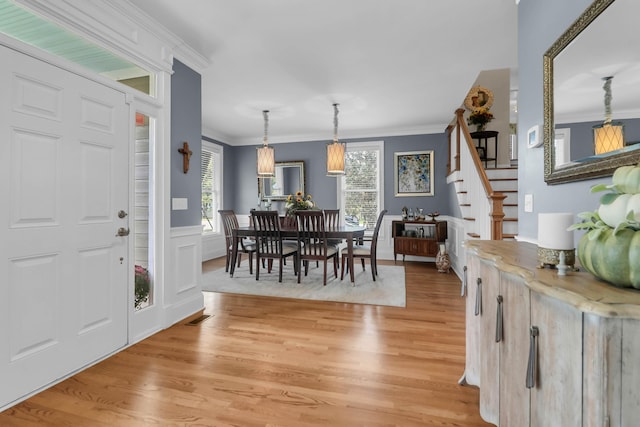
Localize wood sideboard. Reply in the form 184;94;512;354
462;240;640;427
391;220;447;262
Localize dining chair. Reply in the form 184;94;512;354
296;210;339;286
219;210;256;274
280;215;298;231
341;209;387;281
279;214;299;267
323;209;342;267
251;210;298;282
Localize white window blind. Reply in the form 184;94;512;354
202;141;222;233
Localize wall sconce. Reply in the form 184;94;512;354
593;76;624;155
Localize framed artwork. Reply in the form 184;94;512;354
528;124;542;148
394;150;434;196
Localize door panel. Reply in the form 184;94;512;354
478;259;499;425
499;272;531;427
463;254;481;386
0;44;129;408
530;292;582;426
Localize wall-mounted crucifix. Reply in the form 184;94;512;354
178;141;193;174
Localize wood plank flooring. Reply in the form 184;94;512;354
0;258;490;426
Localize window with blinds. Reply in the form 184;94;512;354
201;141;222;233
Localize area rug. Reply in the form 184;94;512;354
202;264;406;307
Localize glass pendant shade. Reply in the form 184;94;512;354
594;122;624;155
256;110;275;177
256;145;275;177
326;103;345;176
593;76;624;155
327;140;345;175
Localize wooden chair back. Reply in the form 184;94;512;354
323;209;340;229
369;209;388;259
296;210;338;284
280;215;298;231
251;210;298;281
296;210;329;260
218;210;238;248
251;210;283;257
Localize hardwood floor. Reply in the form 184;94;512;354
0;258;490;426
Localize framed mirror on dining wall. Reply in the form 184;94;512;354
543;0;640;184
258;160;305;201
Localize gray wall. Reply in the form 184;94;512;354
225;133;450;216
517;0;605;243
171;59;202;227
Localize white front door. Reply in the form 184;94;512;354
0;44;129;408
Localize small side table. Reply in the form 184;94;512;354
470;130;498;168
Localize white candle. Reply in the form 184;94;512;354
538;213;574;250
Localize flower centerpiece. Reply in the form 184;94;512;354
569;164;640;289
467;107;494;132
135;265;151;309
285;191;316;216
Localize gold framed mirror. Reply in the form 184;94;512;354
258;160;305;201
543;0;640;184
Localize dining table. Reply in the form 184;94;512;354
230;225;366;283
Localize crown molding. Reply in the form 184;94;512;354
214;123;448;147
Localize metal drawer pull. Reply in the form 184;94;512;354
526;326;539;389
461;265;467;297
474;278;482;316
495;295;503;343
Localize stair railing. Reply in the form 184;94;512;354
448;109;505;240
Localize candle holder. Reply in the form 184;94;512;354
536;247;577;270
537;212;577;271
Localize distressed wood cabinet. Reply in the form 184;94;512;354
462;240;640;427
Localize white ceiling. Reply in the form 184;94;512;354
128;0;518;145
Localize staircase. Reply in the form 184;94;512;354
454;167;518;240
446;109;518;241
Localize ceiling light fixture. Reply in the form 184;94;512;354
256;110;275;177
326;103;345;176
593;76;624;155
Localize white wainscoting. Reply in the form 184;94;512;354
166;226;204;328
202;232;226;262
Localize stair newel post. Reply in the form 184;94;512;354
489;192;507;240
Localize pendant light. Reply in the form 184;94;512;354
326;103;346;176
256;110;275;177
593;76;624;155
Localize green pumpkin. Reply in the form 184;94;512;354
598;193;640;228
612;164;640;194
578;228;640;289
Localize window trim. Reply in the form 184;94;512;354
337;140;385;233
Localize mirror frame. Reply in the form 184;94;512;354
543;0;640;184
258;160;305;201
